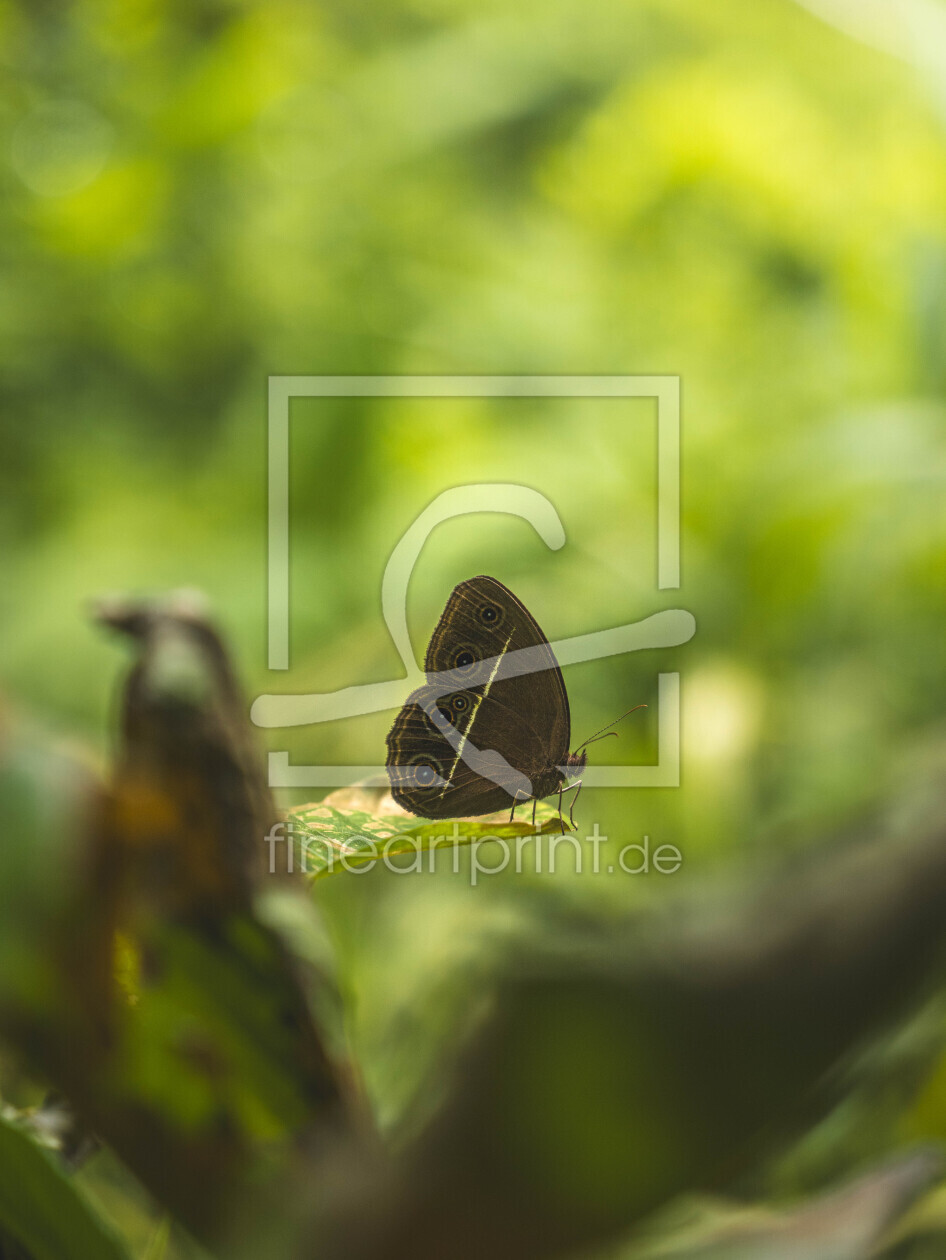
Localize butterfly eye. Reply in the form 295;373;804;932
479;603;501;625
454;649;476;671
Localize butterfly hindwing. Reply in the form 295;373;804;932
386;683;561;818
385;687;508;817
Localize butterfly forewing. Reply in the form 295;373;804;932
425;576;570;756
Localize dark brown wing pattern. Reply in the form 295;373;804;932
386;576;570;818
425;576;570;758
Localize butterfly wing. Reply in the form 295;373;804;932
424;575;571;761
386;576;571;818
386;683;562;818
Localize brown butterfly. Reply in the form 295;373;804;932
385;575;642;831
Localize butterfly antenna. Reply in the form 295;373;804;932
574;704;647;754
579;730;620;750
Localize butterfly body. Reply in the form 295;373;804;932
386;575;586;821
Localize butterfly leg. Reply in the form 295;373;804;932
556;781;566;834
508;797;517;824
567;778;583;829
552;781;581;831
531;797;537;827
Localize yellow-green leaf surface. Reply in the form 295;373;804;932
287;787;570;880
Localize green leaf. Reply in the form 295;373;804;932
0;1111;132;1260
631;1149;942;1259
287;790;570;880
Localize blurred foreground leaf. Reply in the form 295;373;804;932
632;1148;942;1259
0;1111;131;1260
306;781;946;1260
0;596;350;1249
83;595;348;1236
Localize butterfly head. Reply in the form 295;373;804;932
562;748;588;781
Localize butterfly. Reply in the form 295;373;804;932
385;575;642;831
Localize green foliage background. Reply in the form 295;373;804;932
2;0;946;1253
